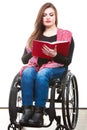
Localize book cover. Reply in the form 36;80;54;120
32;40;70;59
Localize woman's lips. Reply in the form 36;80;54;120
45;21;51;23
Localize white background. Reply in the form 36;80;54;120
0;0;87;107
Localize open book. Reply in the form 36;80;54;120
32;40;70;59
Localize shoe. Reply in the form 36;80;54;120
28;107;44;127
19;106;34;126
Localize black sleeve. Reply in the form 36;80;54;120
21;48;32;64
53;37;74;66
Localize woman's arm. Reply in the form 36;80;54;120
53;37;74;66
21;48;32;64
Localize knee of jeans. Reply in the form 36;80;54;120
36;69;49;80
22;67;37;80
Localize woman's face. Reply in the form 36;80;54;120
42;7;56;28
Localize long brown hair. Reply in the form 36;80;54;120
27;2;58;48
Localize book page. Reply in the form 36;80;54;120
33;40;69;45
50;40;69;44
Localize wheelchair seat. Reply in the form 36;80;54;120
8;70;79;130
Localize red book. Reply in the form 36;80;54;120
32;40;70;59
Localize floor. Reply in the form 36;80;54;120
0;108;87;130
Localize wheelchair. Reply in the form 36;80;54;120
8;69;79;130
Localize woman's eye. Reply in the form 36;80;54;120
43;13;47;17
43;13;54;17
49;13;54;16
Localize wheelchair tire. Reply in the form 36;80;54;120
62;71;79;129
8;73;22;124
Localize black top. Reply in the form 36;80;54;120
21;35;74;67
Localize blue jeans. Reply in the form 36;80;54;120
21;67;66;107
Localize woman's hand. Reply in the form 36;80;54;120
42;45;57;57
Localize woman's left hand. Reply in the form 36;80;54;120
42;45;57;57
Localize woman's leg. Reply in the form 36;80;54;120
35;67;66;107
21;67;37;106
28;67;66;126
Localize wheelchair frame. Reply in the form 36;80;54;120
8;70;79;130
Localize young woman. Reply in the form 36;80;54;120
19;2;74;126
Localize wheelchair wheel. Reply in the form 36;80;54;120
8;73;22;128
62;71;79;129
